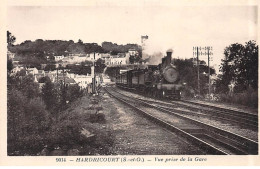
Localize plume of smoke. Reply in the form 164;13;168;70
142;40;164;65
143;52;163;65
142;39;174;65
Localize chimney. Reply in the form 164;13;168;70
161;49;173;69
165;51;172;66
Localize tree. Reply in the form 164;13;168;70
218;41;258;93
7;31;16;46
78;39;83;44
41;79;59;112
7;89;50;155
67;84;83;103
19;74;40;99
173;58;216;96
7;60;13;72
95;58;106;73
38;76;51;83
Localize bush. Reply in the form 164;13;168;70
19;74;40;98
41;80;59;112
45;107;112;155
217;88;258;108
7;89;51;155
67;84;83;103
46;120;83;148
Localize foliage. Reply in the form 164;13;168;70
7;31;15;74
9;39;105;57
67;64;91;75
66;59;106;75
47;119;83;147
44;64;57;71
105;67;120;81
7;31;16;46
217;88;258;108
174;58;215;95
17;55;47;69
7;89;50;155
129;55;141;64
95;58;106;73
38;76;51;83
7;59;13;72
41;79;60;112
78;39;83;44
67;84;83;103
18;74;40;98
217;41;258;93
7;74;40;98
102;41;141;55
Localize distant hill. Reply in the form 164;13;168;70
8;39;104;57
102;41;142;55
8;39;142;67
9;40;142;56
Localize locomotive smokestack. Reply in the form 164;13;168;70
165;49;173;66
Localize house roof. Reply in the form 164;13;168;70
129;49;137;51
56;76;76;84
38;70;45;74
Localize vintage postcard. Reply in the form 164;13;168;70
0;0;260;166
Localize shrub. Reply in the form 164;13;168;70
7;89;50;155
46;120;83;148
67;84;83;103
217;89;258;108
41;80;59;112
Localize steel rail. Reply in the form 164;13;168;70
107;87;258;155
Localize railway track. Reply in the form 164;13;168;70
105;87;258;155
178;100;258;128
117;85;258;130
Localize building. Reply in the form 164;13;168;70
44;71;56;82
27;67;39;75
55;74;76;86
54;55;65;61
107;53;130;65
41;64;47;70
72;55;87;63
10;66;25;76
128;49;138;56
103;52;130;65
72;74;93;89
86;53;102;61
110;56;127;65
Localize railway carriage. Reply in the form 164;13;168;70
116;50;182;99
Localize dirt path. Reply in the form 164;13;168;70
99;91;204;155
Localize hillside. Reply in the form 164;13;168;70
8;39;141;68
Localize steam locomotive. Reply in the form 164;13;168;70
116;50;182;99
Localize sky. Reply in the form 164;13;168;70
7;5;257;73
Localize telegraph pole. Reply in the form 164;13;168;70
193;46;213;97
92;52;96;94
197;47;200;95
208;47;210;95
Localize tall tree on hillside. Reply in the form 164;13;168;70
41;79;59;113
217;40;258;93
7;31;16;73
78;39;83;44
7;31;16;46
